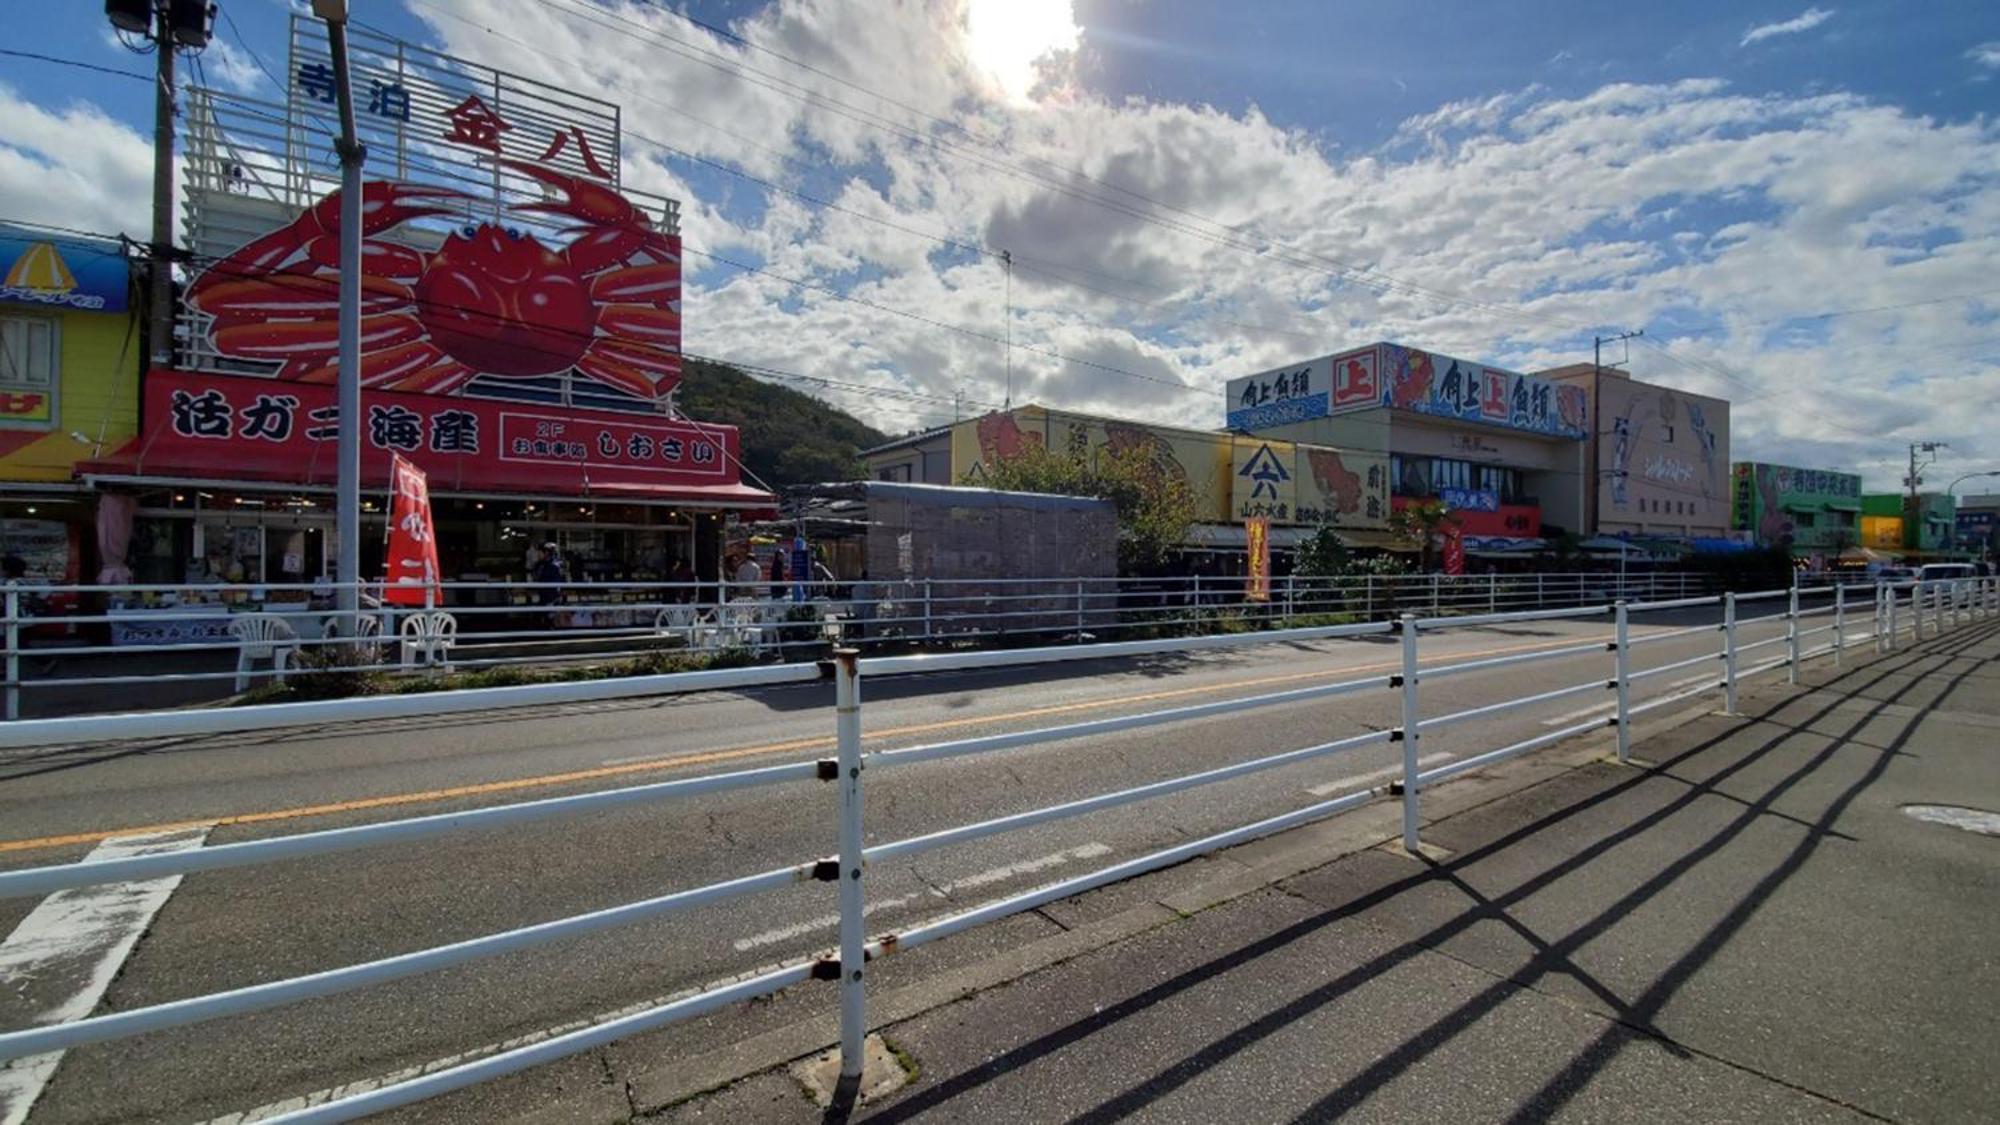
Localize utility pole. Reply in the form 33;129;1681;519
317;0;365;631
1907;441;1945;552
1592;329;1642;537
1001;248;1013;410
147;6;178;370
106;1;214;368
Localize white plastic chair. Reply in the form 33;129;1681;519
717;599;768;654
230;614;300;691
655;604;721;650
399;611;459;670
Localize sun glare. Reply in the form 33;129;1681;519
964;0;1081;105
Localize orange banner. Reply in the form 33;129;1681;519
383;454;441;606
1246;516;1271;601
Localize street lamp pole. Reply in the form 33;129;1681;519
315;0;365;632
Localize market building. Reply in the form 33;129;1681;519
861;402;1392;556
1537;364;1733;543
68;20;772;623
1954;493;1998;559
0;225;139;587
1727;462;1863;558
1226;343;1589;557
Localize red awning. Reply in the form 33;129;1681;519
78;439;778;510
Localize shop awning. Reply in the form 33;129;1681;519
78;443;777;511
1825;501;1862;512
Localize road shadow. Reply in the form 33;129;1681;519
857;619;1996;1123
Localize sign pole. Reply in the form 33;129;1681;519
323;3;365;634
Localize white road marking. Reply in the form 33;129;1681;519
0;825;211;1125
1539;672;1713;726
201;841;1120;1124
1305;754;1452;797
731;842;1114;952
195;952;803;1125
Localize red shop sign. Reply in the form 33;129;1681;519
113;370;751;498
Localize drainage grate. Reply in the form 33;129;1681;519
1902;804;2000;837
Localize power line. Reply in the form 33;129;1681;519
0;48;152;83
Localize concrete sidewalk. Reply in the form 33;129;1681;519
649;620;2000;1124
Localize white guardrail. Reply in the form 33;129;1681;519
0;571;1731;720
0;577;1991;1121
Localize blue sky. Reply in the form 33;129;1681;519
3;1;1999;487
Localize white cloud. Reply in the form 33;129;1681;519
8;1;1999;488
0;83;155;240
1969;42;2000;70
196;37;270;95
1740;7;1835;48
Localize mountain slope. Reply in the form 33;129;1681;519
675;358;892;490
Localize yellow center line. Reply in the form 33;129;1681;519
0;632;1601;855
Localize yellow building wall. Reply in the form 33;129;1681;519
0;307;139;482
1860;515;1903;551
950;407;1386;530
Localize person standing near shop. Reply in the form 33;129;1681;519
667;556;695;603
732;551;763;600
768;549;787;601
534;542;566;606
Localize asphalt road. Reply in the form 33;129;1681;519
0;599;1838;1124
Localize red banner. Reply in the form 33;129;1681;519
1246;516;1271;601
1442;525;1466;575
383;454;441;606
101;370;764;502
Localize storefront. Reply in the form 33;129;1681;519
71;21;775;634
0;225;140;604
1227;343;1595;549
1728;462;1862;556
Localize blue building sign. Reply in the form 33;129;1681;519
0;228;129;313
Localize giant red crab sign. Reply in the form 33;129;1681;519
185;159;681;399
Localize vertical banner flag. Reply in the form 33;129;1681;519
1442;524;1466;576
1246;516;1271;602
790;535;810;603
384;454;441;606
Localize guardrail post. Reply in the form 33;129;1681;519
1786;585;1800;685
1430;573;1440;615
1536;573;1544;609
1832;583;1844;668
1366;574;1376;620
1284;572;1296;624
4;585;17;722
1722;591;1739;715
1398;613;1421;852
1614;600;1630;763
1885;583;1898;651
833;648;867;1080
922;579;932;643
1488;572;1497;614
1075;579;1086;640
1952;580;1963;629
1931;581;1943;638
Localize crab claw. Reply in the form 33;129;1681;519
497;158;666;275
309;180;471;239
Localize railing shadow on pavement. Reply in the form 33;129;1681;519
0;579;1990;1123
850;618;1998;1125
